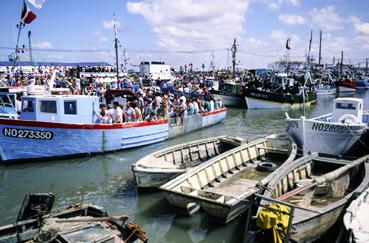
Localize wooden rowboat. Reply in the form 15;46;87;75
0;193;147;243
256;154;369;242
160;134;297;223
132;135;247;188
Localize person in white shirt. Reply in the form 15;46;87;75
113;101;123;123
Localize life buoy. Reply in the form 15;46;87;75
257;162;278;172
338;114;359;124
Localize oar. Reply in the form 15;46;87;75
55;215;129;223
277;155;369;201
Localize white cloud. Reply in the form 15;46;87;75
278;14;305;25
308;6;341;31
127;0;249;52
32;41;53;49
93;31;109;43
102;19;121;30
256;0;300;10
349;16;369;35
270;29;300;46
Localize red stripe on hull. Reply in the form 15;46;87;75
201;108;227;117
0;119;168;129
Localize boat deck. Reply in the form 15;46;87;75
204;160;277;199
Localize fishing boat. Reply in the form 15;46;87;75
0;193;148;242
343;185;369;243
212;79;246;107
0;85;226;163
160;134;297;223
286;97;369;156
355;73;369;90
244;73;317;109
254;154;369;243
316;85;336;96
336;78;356;93
132;135;247;188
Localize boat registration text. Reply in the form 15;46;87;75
2;128;54;140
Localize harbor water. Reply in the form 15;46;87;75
1;91;369;243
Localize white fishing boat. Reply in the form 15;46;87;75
286;97;369;156
0;86;227;163
132;135;247;188
344;185;369;243
160;134;297;223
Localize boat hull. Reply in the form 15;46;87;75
168;108;227;138
244;89;317;109
0;119;169;162
286;117;366;155
0;109;227;163
337;86;356;92
213;93;245;107
356;81;369;90
316;88;336;96
133;168;183;188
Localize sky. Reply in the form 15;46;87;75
0;0;368;69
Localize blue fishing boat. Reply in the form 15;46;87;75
0;87;226;163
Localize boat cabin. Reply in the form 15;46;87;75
21;95;99;124
0;92;18;119
332;98;363;123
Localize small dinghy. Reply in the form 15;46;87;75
0;193;148;243
252;154;369;243
343;184;369;243
132;135;247;188
160;134;297;223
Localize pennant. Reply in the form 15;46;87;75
27;0;45;9
21;2;37;24
286;38;291;50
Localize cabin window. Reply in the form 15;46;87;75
22;99;34;112
40;100;57;113
64;101;77;115
336;103;356;110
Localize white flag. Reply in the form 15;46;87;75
27;0;45;9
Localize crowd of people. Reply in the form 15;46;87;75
95;87;223;125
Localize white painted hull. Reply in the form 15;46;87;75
0;109;227;162
286;117;366;155
337;86;356;93
245;96;315;109
316;88;336;95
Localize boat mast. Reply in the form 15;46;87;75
28;30;33;63
318;30;322;66
113;13;119;80
340;50;343;77
211;50;215;75
231;38;237;78
13;2;26;67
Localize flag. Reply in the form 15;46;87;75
27;0;45;9
21;2;36;24
286;38;291;50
